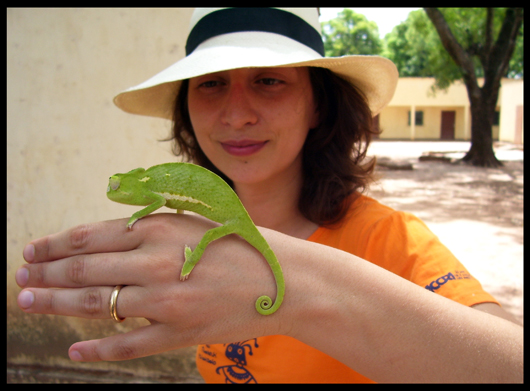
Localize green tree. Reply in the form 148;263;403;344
321;9;382;56
382;10;460;83
506;20;524;79
383;9;523;88
424;8;523;167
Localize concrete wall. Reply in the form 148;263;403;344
7;8;203;381
380;105;469;140
389;77;471;107
498;78;524;144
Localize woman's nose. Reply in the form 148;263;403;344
220;84;258;129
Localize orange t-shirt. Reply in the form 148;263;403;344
196;195;498;383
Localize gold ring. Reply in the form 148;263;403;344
109;285;125;323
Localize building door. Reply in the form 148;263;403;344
440;111;456;140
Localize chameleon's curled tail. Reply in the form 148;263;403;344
254;247;285;316
255;294;282;315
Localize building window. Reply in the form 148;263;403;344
408;111;424;126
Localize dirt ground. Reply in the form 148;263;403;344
367;141;523;324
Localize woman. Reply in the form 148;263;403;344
16;8;522;383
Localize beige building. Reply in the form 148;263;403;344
377;77;524;144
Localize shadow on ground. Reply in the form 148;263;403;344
370;160;523;240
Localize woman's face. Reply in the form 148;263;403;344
187;67;319;187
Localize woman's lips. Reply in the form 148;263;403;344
221;140;268;157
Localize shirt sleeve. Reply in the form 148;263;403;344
357;211;499;307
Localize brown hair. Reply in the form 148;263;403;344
169;67;379;226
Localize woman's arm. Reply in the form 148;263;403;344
16;214;523;382
275;231;523;382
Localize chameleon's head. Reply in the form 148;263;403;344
106;168;148;205
107;174;130;203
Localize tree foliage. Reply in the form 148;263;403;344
322;8;523;82
382;10;460;87
382;8;523;90
321;9;382;56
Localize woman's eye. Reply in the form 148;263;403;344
259;78;282;86
199;80;222;88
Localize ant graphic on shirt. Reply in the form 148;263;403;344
215;339;259;384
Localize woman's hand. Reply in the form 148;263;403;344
15;213;286;362
15;212;523;381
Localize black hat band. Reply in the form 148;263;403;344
186;8;325;57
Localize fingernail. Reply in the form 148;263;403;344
18;290;35;309
15;267;29;287
23;244;35;263
69;349;83;362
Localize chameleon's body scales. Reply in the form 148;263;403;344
107;162;284;315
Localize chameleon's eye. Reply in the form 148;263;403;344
109;177;120;191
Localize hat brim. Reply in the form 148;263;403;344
113;32;398;119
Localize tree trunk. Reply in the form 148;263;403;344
461;85;503;168
462;109;503;168
424;8;523;168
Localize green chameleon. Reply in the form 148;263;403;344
106;162;284;316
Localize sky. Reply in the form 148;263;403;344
319;7;421;38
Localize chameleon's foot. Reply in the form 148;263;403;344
126;217;138;230
180;273;190;281
180;246;194;281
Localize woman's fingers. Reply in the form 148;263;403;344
16;251;149;289
17;285;144;320
68;323;187;362
23;218;142;264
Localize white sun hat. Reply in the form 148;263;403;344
113;7;398;119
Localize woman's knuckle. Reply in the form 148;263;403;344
40;289;56;312
66;257;87;285
69;224;92;249
29;263;48;286
111;340;137;360
41;235;52;261
81;288;105;316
